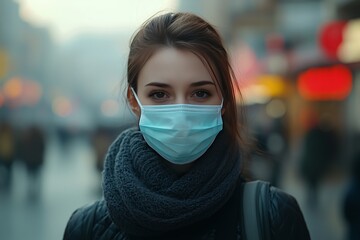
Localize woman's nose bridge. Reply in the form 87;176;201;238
174;94;188;104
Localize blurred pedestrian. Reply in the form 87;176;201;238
0;121;16;189
343;151;360;240
91;126;113;173
64;12;310;239
299;114;339;207
19;125;46;199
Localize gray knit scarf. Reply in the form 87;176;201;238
102;127;241;237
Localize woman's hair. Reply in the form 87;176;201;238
127;12;249;154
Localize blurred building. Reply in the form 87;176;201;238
0;0;53;128
178;0;360;170
0;0;135;135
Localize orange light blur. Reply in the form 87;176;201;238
257;75;288;97
0;49;10;78
22;80;42;105
101;99;119;117
3;77;22;100
241;75;288;105
52;97;74;117
0;91;4;107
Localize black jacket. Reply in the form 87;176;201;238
63;182;311;240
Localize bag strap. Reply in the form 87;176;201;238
241;180;271;240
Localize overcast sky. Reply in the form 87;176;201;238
17;0;178;42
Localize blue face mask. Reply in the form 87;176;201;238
131;88;223;165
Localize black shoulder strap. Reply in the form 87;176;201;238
241;180;271;240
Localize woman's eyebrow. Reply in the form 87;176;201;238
145;82;171;88
145;81;215;88
190;81;215;87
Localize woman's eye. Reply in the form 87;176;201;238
149;91;167;100
193;90;210;98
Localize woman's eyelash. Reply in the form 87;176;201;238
193;90;211;97
148;91;167;99
147;89;212;101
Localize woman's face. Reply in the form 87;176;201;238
132;47;222;108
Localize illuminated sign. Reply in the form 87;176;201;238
338;19;360;63
319;19;360;63
297;65;352;101
319;20;347;59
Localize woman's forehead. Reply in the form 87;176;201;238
137;48;218;88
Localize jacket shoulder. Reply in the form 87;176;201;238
63;200;124;240
268;186;311;240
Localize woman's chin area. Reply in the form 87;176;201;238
161;158;195;175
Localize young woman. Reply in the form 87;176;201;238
64;12;310;239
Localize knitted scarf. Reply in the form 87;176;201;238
102;127;241;237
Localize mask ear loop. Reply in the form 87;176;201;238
130;87;143;108
220;98;225;115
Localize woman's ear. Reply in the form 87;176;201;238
127;87;140;116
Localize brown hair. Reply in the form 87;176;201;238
127;12;248;153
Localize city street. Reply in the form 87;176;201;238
281;158;348;240
0;134;103;240
0;133;349;240
1;0;359;240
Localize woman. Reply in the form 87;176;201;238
64;12;310;239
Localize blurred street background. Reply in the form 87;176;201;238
1;0;360;239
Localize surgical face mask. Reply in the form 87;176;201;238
131;88;223;165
